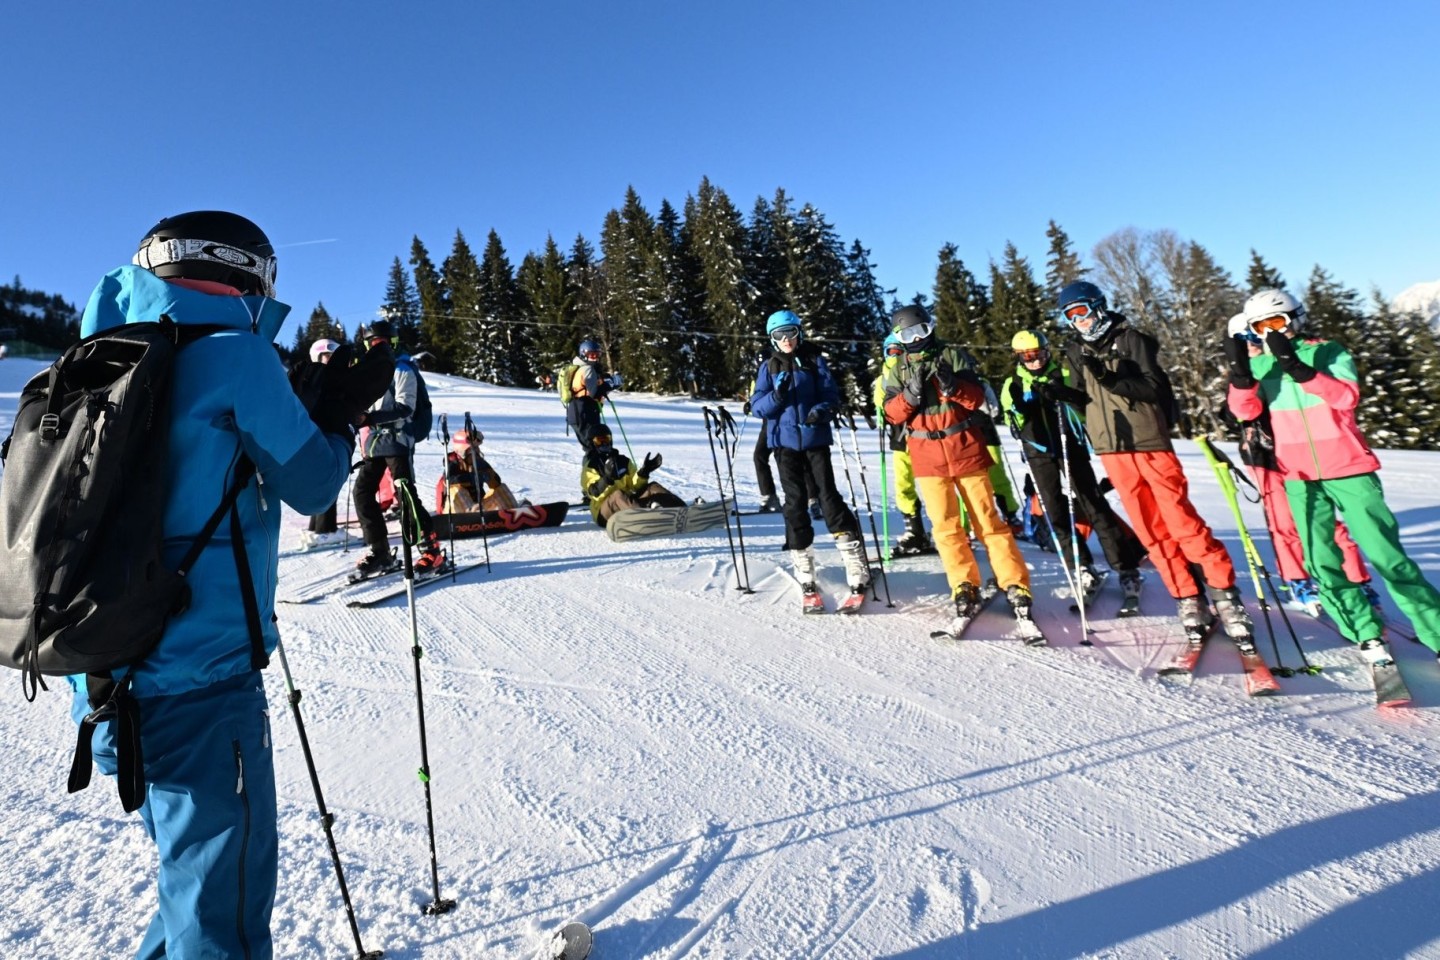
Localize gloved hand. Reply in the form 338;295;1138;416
772;370;792;399
593;379;612;400
1223;336;1255;388
933;358;960;398
1265;330;1315;382
803;405;831;427
609;373;623;389
600;452;630;483
640;452;663;477
1007;378;1034;409
289;342;394;444
902;364;926;406
742;399;752;416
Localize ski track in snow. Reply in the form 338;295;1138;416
4;362;1440;958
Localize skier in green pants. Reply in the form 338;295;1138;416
1225;288;1440;665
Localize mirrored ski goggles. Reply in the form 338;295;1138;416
1062;302;1097;324
1248;314;1291;336
769;325;801;343
892;320;934;345
884;344;905;357
133;237;278;298
1015;348;1049;364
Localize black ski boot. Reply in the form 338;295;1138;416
351;549;398;583
892;511;932;556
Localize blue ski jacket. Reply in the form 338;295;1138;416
76;266;352;698
748;344;840;451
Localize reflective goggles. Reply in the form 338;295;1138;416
133;237;278;298
884;344;905;357
892;320;934;345
1062;301;1097;324
1015;348;1049;364
1249;314;1290;336
589;432;613;447
769;324;801;343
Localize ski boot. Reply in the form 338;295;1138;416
1361;582;1384;617
351;549;399;583
953;582;981;621
891;511;932;557
1176;595;1214;641
1358;637;1394;666
757;494;781;514
792;547;824;614
1284;578;1321;616
1006;584;1045;645
808;499;824;521
1210;585;1255;644
835;534;870;613
414;531;447;575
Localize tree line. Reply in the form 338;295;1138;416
284;178;1440;450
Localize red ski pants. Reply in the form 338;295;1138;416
1251;464;1367;584
1100;451;1235;598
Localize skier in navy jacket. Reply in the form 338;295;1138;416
73;210;387;959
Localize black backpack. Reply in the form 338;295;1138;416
0;318;265;811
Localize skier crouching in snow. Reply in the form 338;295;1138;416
1058;280;1252;641
1000;329;1146;600
748;309;869;604
1225;289;1440;665
581;423;684;525
880;305;1033;624
435;428;519;514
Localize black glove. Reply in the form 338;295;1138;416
1023;473;1036;498
902;364;926;406
1007;378;1034;410
1223;336;1255;388
804;405;831;427
593;379;612;400
1265;330;1316;382
742;399;752;416
601;452;630;483
289;342;392;444
772;371;792;399
933;358;960;398
640;452;662;477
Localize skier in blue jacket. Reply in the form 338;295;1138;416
749;310;868;605
73;210;387;959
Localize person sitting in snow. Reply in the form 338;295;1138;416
436;428;519;513
580;423;683;525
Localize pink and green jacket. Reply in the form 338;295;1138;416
1226;338;1379;481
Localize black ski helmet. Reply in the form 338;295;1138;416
890;304;936;352
133;210;277;297
368;319;395;341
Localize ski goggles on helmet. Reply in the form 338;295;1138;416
132;237;278;298
769;324;801;344
1062;301;1099;325
892;319;935;345
1015;347;1049;364
1248;314;1291;336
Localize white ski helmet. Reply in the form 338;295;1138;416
1241;289;1307;336
309;338;340;363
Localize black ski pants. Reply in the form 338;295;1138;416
776;446;859;550
354;452;434;556
755;427;817;502
1029;452;1145;574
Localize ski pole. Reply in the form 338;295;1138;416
713;405;754;593
394;479;457;917
463;412;492;574
437;415;459;583
701;407;748;592
605;397;635;461
1197;436;1317;675
273;640;385;959
1054;400;1093;643
830;412;882;605
841;410;894;607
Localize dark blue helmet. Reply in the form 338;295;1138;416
578;338;601;362
1057;281;1116;342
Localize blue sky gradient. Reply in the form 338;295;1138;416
5;1;1437;344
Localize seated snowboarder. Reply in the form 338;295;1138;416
435;428;519;514
581;424;683;526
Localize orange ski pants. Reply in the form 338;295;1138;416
917;472;1029;596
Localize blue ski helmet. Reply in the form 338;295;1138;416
577;338;601;362
766;309;803;338
1057;281;1116;342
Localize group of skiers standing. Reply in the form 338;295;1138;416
746;283;1440;664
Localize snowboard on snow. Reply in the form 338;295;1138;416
605;501;729;542
432;501;569;539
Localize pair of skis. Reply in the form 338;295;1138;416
928;582;1048;646
1157;623;1282;697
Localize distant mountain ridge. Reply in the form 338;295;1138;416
1393;279;1440;333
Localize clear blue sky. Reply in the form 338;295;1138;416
5;1;1437;346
